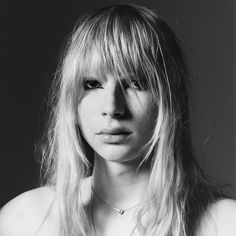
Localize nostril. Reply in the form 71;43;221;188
113;110;124;118
102;107;125;118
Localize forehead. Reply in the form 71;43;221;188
83;47;131;80
85;49;105;77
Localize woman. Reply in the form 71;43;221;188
0;4;235;236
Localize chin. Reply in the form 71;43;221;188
95;146;142;164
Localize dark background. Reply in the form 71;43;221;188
1;0;235;207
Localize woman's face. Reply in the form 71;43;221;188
78;52;158;164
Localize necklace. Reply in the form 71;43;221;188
91;184;145;216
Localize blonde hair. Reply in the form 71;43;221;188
40;4;220;235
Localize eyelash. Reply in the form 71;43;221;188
130;80;142;90
82;79;143;90
83;80;102;90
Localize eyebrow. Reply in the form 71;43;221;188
81;75;131;90
82;74;134;81
82;76;103;81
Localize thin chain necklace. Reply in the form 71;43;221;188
91;183;146;216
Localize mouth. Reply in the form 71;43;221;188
97;128;132;144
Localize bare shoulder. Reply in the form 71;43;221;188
0;186;56;236
197;198;236;236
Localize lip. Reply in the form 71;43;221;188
97;127;132;144
98;127;131;135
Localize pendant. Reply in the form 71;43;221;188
118;209;124;215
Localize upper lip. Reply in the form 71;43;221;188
97;127;131;135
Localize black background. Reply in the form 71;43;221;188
1;0;235;207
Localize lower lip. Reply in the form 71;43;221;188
98;133;131;144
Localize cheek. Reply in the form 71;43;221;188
78;100;93;134
130;94;157;125
77;95;102;143
78;96;97;120
136;104;158;138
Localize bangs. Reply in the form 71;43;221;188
74;5;161;99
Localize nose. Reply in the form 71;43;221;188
102;81;126;118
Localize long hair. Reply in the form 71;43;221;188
40;4;221;235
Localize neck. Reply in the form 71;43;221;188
92;154;150;209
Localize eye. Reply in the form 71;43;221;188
83;80;103;90
130;80;142;90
